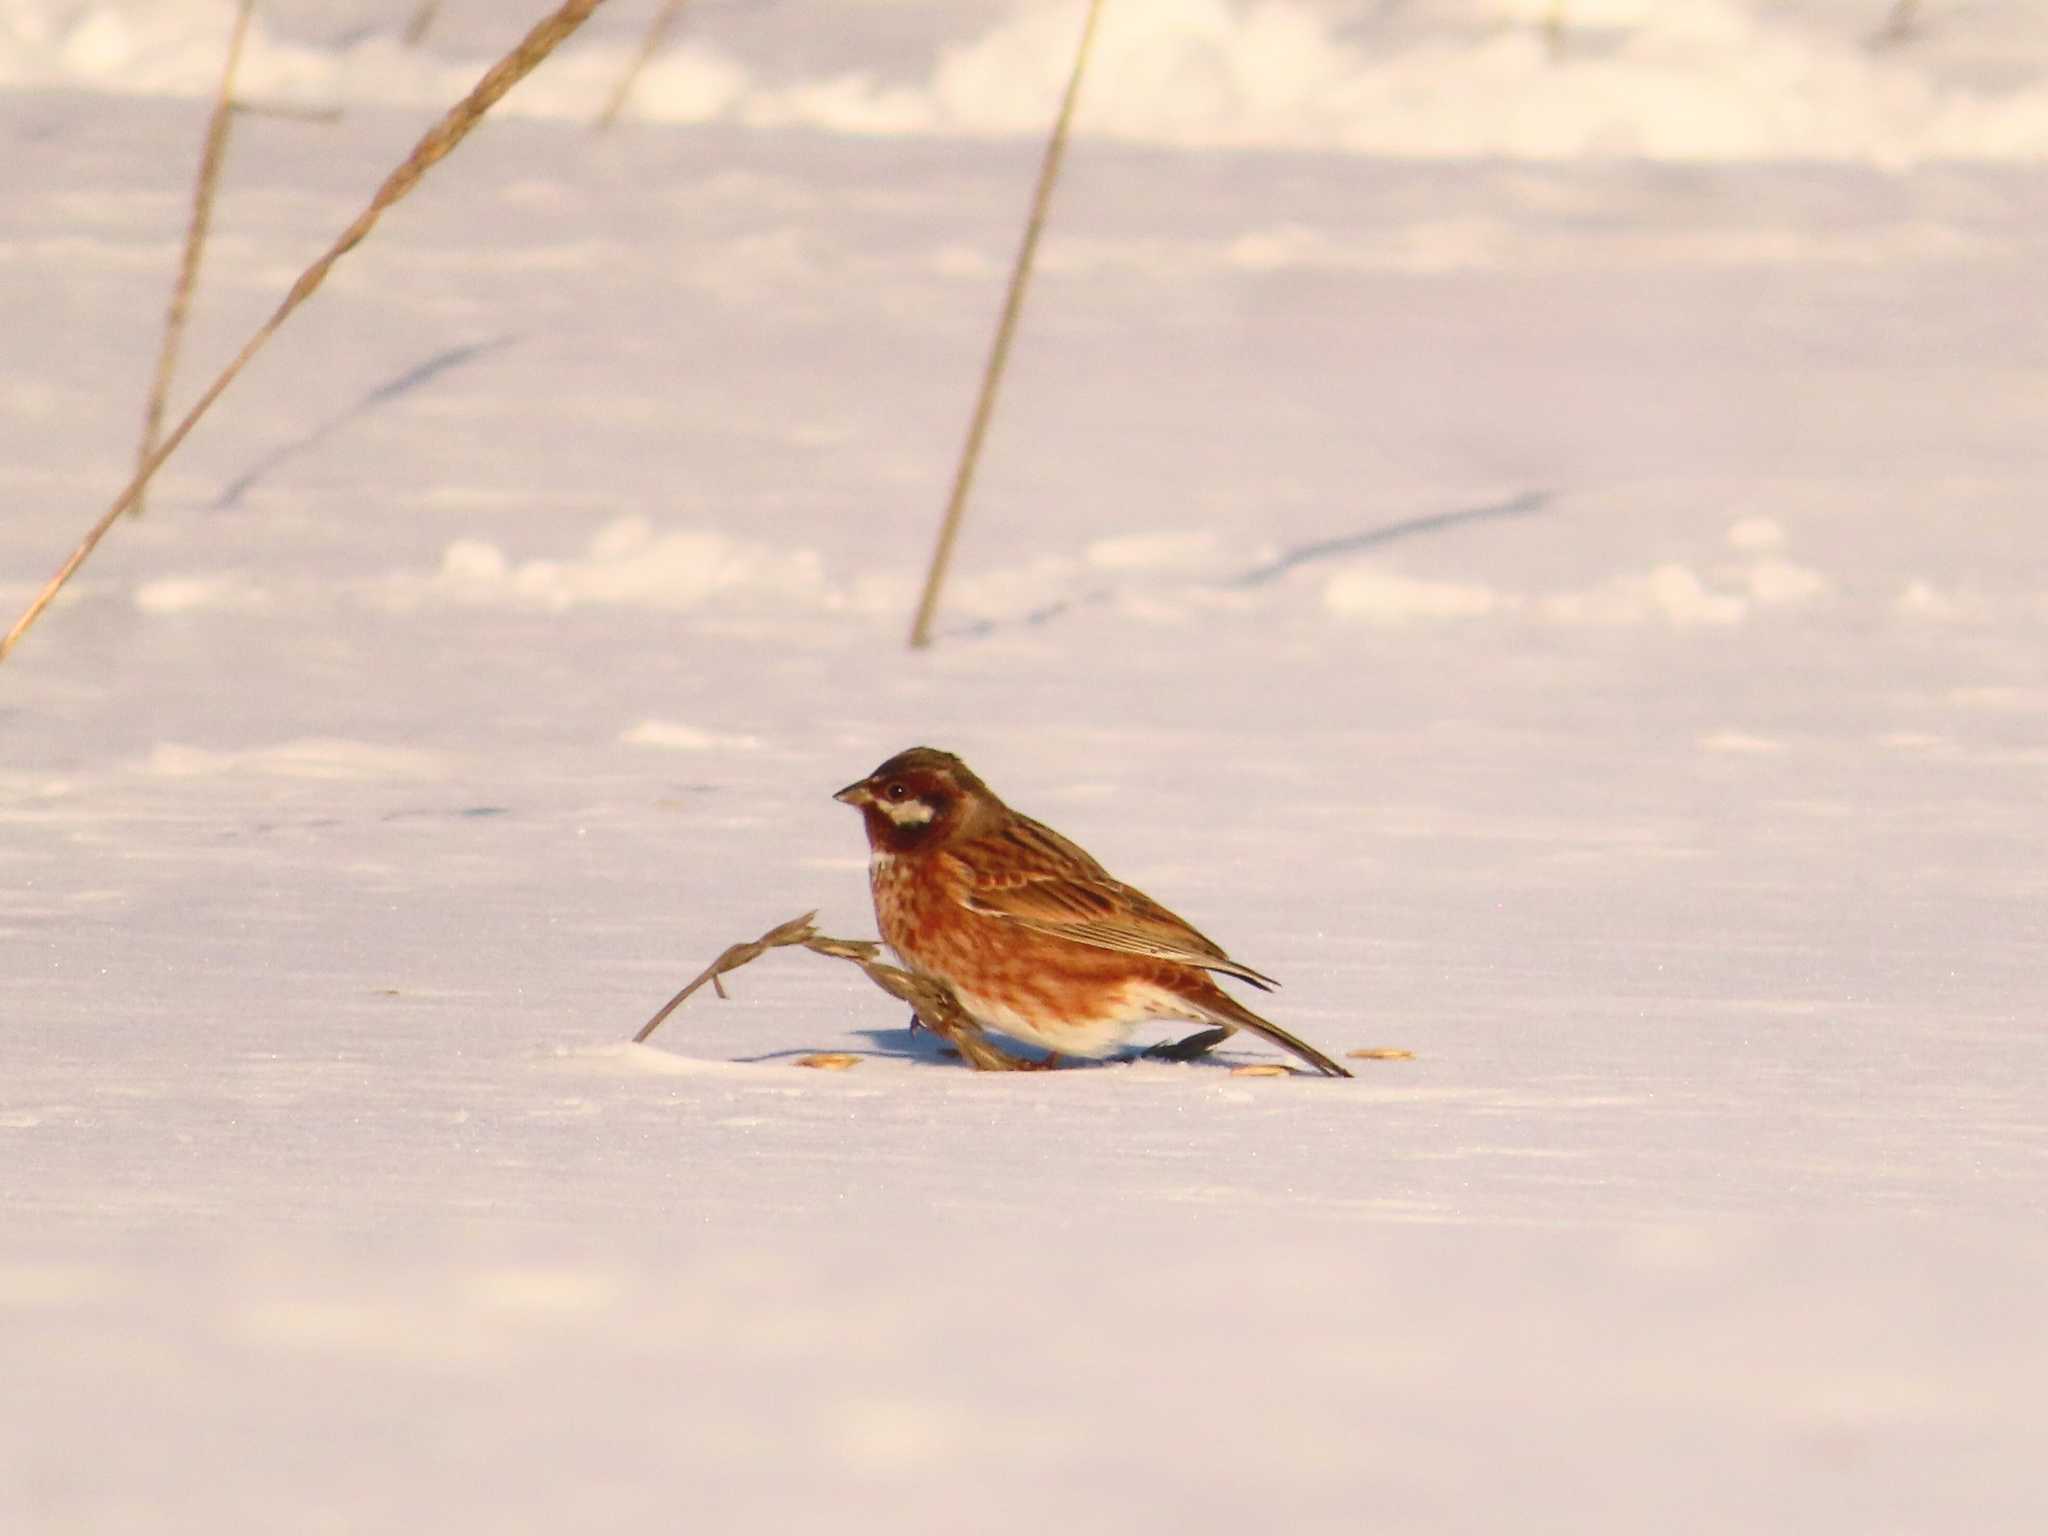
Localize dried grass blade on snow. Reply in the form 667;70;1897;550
233;100;345;125
632;911;823;1042
1871;1;1925;49
635;911;1038;1071
0;0;610;666
906;0;1107;650
594;0;693;130
131;0;255;520
798;933;1035;1070
404;2;443;47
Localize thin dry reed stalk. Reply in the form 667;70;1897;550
0;0;610;666
234;100;344;124
906;0;1107;651
594;0;692;130
635;910;1036;1071
1872;0;1921;46
404;2;442;46
131;0;256;519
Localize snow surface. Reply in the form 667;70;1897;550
3;1;2046;1531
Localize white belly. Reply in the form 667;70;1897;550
944;980;1198;1059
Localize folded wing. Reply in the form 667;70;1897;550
951;815;1278;991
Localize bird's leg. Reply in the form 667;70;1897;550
906;1011;927;1035
1146;1026;1234;1063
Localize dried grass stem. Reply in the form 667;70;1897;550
906;0;1107;650
635;911;1037;1071
131;0;255;519
0;0;609;665
595;0;692;130
404;3;442;47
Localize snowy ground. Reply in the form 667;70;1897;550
3;2;2046;1531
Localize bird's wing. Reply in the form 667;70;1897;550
949;815;1278;991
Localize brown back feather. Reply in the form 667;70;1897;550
947;812;1277;990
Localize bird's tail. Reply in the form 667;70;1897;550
1192;982;1352;1079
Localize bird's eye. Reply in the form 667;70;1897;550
885;782;909;801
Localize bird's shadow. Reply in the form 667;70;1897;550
211;334;515;510
742;1024;1250;1074
937;488;1551;641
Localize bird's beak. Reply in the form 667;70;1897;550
833;779;872;807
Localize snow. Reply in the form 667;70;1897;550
3;1;2045;1531
12;0;2048;160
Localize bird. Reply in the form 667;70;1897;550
833;747;1352;1078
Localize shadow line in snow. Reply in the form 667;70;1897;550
1228;488;1551;589
212;334;516;510
937;488;1551;642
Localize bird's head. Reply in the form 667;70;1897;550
833;746;995;854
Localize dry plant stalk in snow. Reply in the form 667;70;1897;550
404;2;442;46
1872;0;1922;47
0;0;611;665
594;0;693;130
634;911;1045;1071
906;0;1107;650
131;0;256;519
